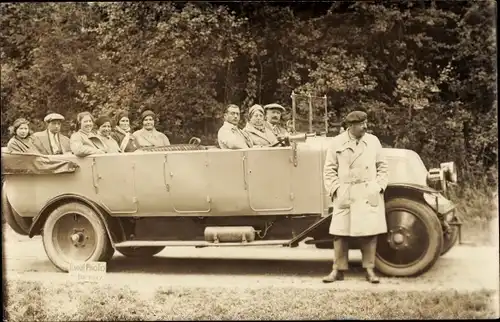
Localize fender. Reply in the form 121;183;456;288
384;182;438;202
385;183;456;216
28;193;127;245
386;183;439;194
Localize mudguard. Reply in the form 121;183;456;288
28;193;127;245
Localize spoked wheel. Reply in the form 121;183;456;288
117;246;165;258
42;202;113;272
375;198;443;277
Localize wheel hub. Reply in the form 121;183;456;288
69;228;88;247
387;226;411;250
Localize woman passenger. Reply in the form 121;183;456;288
243;104;278;147
132;110;170;148
6;118;40;153
69;111;107;157
110;111;139;152
95;115;121;153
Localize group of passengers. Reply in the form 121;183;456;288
5;102;290;157
217;103;290;149
6;110;170;157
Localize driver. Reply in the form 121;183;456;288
243;104;279;147
264;103;289;138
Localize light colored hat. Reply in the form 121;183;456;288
264;103;286;113
248;104;264;117
44;113;65;123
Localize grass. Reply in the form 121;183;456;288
449;185;498;245
4;280;498;321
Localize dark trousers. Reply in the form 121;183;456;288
332;235;377;270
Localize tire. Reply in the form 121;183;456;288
441;225;459;256
2;185;31;236
117;246;165;258
375;198;444;277
100;243;116;262
42;202;113;272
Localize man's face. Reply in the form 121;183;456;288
47;120;62;134
349;121;368;139
224;107;240;125
266;109;282;125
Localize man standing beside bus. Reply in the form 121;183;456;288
322;111;388;284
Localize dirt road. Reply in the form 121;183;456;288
3;225;499;295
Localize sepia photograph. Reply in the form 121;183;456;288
1;1;498;320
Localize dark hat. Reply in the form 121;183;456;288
344;111;367;125
264;103;286;113
95;115;111;128
114;110;129;125
141;110;155;122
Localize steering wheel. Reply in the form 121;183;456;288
188;137;202;146
270;135;290;147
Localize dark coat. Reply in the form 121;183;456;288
110;128;139;152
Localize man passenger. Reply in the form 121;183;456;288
264;103;289;138
32;113;71;155
217;104;253;149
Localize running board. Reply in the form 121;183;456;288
286;213;332;247
114;240;291;248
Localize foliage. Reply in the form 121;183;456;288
0;1;496;184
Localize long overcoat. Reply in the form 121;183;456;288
323;131;389;236
70;130;107;157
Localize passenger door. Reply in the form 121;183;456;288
94;155;138;214
245;147;294;213
167;151;211;214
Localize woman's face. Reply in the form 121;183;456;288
250;110;264;127
98;122;112;136
143;116;155;130
16;124;29;139
119;117;130;130
80;115;94;132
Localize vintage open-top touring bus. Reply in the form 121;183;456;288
1;93;462;277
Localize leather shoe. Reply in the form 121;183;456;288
365;268;380;284
322;269;344;283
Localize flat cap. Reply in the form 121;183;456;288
264;103;286;113
44;113;65;123
344;111;367;124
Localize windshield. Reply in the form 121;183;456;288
291;93;329;134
